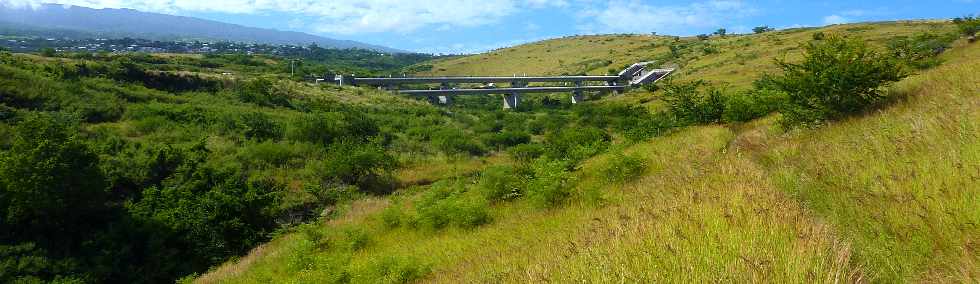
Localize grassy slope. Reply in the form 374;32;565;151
420;21;951;90
198;23;978;283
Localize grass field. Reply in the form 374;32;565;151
197;21;978;283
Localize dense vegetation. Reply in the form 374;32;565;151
0;44;672;282
1;19;977;284
199;20;977;283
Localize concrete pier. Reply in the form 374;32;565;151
503;94;520;109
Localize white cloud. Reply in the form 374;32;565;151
578;0;757;35
823;14;849;25
3;0;561;34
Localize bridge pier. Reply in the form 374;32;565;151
571;81;584;104
437;82;453;106
503;94;520;109
504;80;526;109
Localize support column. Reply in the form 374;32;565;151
503;94;520;109
571;81;584;104
504;80;525;109
437;82;453;105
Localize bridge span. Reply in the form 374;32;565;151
338;62;674;109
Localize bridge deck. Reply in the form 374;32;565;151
397;85;625;96
353;75;620;85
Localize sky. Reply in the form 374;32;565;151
2;0;979;54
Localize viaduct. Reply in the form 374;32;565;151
336;62;674;109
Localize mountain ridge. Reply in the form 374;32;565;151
0;3;405;53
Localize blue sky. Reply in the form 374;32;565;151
6;0;980;53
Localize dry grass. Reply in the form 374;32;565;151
197;24;978;284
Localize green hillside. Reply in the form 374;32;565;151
194;21;979;283
420;21;952;89
0;19;977;284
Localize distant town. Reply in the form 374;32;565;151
0;36;372;55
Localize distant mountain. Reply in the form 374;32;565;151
0;3;404;53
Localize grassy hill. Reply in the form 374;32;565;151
195;21;978;283
419;21;952;90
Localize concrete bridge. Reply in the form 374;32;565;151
338;62;674;109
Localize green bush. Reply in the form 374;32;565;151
481;130;531;150
525;158;575;208
477;166;525;202
360;255;430;284
722;88;788;123
241;112;282;141
0;113;108;241
431;128;485;155
812;32;826;41
238;141;309;168
768;36;908;127
413;181;491;230
236;78;293;108
660;80;726;124
954;16;980;37
599;152;648;184
544;127;609;163
507;143;546;163
316;140;396;190
887;32;957;69
380;204;406;228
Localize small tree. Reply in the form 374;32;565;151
953;16;979;37
768;36;908;127
753;26;774;34
696;34;710;40
660;80;726;124
39;48;56;57
714;28;727;37
812;32;826;41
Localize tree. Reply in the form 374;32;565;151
714;28;727;37
953;16;979;37
767;36;908;127
0;113;108;242
39;48;57;57
696;34;710;40
753;26;774;34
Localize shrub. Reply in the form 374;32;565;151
887;32;957;69
241;112;282;141
477;166;525;202
413;181;491;230
39;48;56;57
507;143;546;163
753;26;774;34
599;152;648;184
0;113;108;241
812;32;826;41
954;16;980;37
481;130;531;150
525;158;575;208
316;140;396;189
768;36;908;127
238;141;307;168
236;78;293;108
660;80;726;124
722;88;788;123
361;255;430;284
431;128;485;155
544;127;609;163
380;204;405;228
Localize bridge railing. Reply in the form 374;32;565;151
337;62;673;109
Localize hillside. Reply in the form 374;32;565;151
0;4;401;52
194;21;979;283
419;21;953;89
